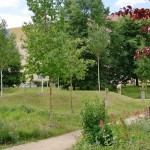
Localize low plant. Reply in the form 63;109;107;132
81;98;113;146
18;104;35;113
74;107;150;150
110;118;150;149
0;120;18;144
108;108;150;149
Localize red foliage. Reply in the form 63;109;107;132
119;123;123;127
99;120;104;126
134;46;150;60
113;6;150;21
140;25;150;32
112;6;150;60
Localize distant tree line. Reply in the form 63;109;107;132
1;0;150;92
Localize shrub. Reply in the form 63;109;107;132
81;98;113;146
18;105;35;114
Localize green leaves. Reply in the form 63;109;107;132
135;56;150;82
0;18;19;70
87;23;110;58
81;98;113;145
64;0;109;38
62;38;88;81
87;22;110;90
23;21;67;79
27;0;57;24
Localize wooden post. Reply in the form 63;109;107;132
49;79;53;127
148;107;150;119
70;77;73;113
58;77;60;90
97;57;100;91
41;78;44;93
0;70;3;97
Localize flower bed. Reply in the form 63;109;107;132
73;99;150;150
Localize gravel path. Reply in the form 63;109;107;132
4;130;81;150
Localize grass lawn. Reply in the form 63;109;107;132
121;85;150;99
0;87;149;149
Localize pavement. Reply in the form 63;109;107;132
4;130;81;150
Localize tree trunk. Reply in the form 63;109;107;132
70;77;73;113
58;77;60;90
73;82;75;91
97;57;100;91
1;70;3;97
49;79;53;127
47;80;48;91
73;85;75;90
41;78;44;93
135;75;139;86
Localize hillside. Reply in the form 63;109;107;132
0;87;149;149
0;87;149;114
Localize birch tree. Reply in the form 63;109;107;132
87;22;110;91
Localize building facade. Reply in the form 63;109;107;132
9;27;48;82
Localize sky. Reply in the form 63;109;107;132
0;0;150;28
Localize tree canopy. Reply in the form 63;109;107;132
87;22;110;90
0;19;19;71
107;17;150;86
24;0;90;125
112;5;150;85
62;0;110;90
0;18;20;96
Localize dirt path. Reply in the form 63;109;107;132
4;130;81;150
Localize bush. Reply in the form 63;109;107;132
81;98;113;146
18;105;35;114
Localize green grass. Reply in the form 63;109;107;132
121;85;150;99
0;87;149;149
